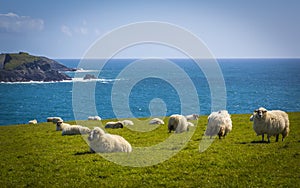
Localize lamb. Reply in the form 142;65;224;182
185;114;199;121
56;121;91;135
205;110;232;139
168;114;193;133
88;116;101;121
88;127;132;153
28;119;37;124
252;107;289;142
105;121;124;129
149;118;164;125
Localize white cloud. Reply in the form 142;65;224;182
61;25;72;37
0;12;44;32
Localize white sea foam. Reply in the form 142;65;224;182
0;78;121;84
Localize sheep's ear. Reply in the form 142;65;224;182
254;110;258;113
263;110;267;113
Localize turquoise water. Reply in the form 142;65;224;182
0;58;299;126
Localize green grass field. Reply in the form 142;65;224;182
1;113;299;187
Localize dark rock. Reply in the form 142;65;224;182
83;74;97;80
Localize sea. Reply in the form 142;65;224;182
0;58;299;126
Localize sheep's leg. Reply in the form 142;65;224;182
90;148;95;153
267;135;271;143
261;134;264;142
275;134;279;142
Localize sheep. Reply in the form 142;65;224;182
149;118;164;125
252;107;289;143
88;116;101;121
56;121;91;135
205;110;232;139
185;114;199;121
105;121;124;129
47;117;63;123
88;127;132;153
28;119;37;124
121;120;134;126
168;114;193;133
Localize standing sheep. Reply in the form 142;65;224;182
88;127;132;153
252;107;289;142
168;114;193;133
205;110;232;139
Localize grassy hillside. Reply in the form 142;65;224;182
0;113;299;187
2;52;40;70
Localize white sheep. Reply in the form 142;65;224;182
252;107;290;142
205;110;232;139
88;116;101;121
185;114;199;121
168;114;193;133
88;127;132;153
105;121;124;129
149;118;164;125
56;121;91;135
121;120;134;126
28;119;37;124
47;117;63;123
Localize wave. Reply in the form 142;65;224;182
64;69;100;73
0;78;122;84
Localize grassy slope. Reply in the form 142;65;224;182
3;53;40;70
0;113;299;187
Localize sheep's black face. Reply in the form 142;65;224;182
56;122;62;131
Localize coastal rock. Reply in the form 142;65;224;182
83;74;97;80
0;52;75;82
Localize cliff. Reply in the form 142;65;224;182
0;52;75;82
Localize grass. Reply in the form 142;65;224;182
0;113;299;187
2;52;40;70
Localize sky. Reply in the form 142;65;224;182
0;0;299;59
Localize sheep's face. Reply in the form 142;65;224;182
56;122;62;131
88;127;104;141
218;126;225;136
254;108;267;119
88;129;98;141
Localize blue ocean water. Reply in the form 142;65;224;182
0;58;299;126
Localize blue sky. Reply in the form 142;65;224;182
0;0;299;58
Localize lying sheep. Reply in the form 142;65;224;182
56;121;91;135
121;120;134;126
88;127;132;153
168;114;193;133
185;114;199;121
88;116;101;121
252;107;289;142
149;118;164;125
28;119;37;124
105;121;124;129
47;117;63;123
205;110;232;139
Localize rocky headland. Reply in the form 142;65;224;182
0;52;75;82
